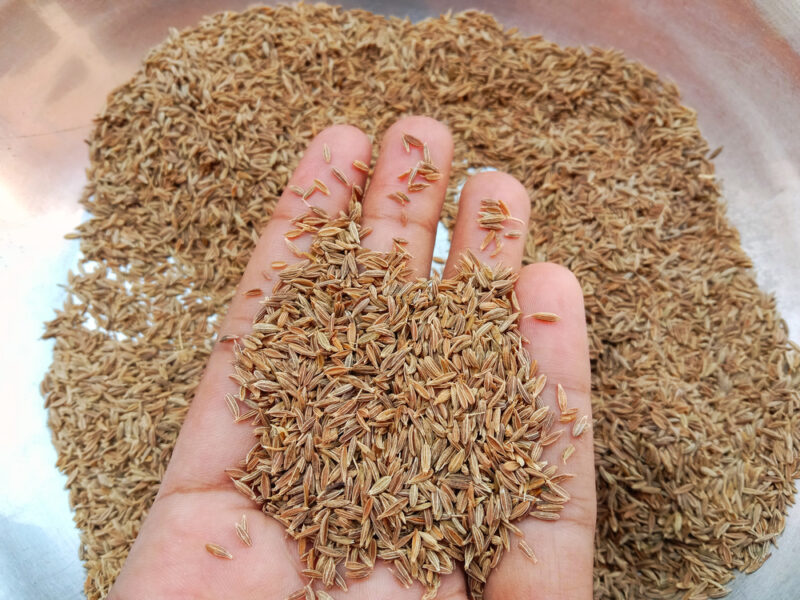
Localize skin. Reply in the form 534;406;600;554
109;116;595;600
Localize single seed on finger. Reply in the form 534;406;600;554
497;199;511;217
557;383;568;412
573;415;589;437
527;311;561;322
519;539;538;564
331;167;350;186
225;393;240;419
205;542;233;559
244;288;262;297
323;143;331;163
408;182;430;192
271;261;287;269
403;132;424;148
352;159;370;173
289;184;305;196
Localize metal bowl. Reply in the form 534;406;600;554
1;1;797;598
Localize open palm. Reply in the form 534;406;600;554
109;116;595;600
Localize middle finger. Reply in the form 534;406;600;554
360;116;454;277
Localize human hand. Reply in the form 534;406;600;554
109;116;595;600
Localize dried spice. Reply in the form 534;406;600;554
40;4;800;600
228;196;565;598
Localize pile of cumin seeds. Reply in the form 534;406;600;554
41;4;800;599
227;197;571;600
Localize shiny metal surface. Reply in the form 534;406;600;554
1;1;798;598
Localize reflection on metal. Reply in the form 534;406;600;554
1;1;798;598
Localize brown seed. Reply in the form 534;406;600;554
205;543;233;560
271;261;288;269
557;384;568;412
403;133;424;148
527;312;560;322
323;143;331;163
331;167;349;186
388;191;410;205
244;288;262;297
352;159;370;173
572;415;589;438
314;178;331;195
368;475;392;496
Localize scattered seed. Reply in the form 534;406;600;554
323;143;331;163
244;288;262;297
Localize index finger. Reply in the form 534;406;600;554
158;124;373;497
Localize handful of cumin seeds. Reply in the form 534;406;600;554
227;197;571;599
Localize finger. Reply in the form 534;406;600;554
442;171;530;278
485;263;596;600
361;115;454;277
159;124;373;495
